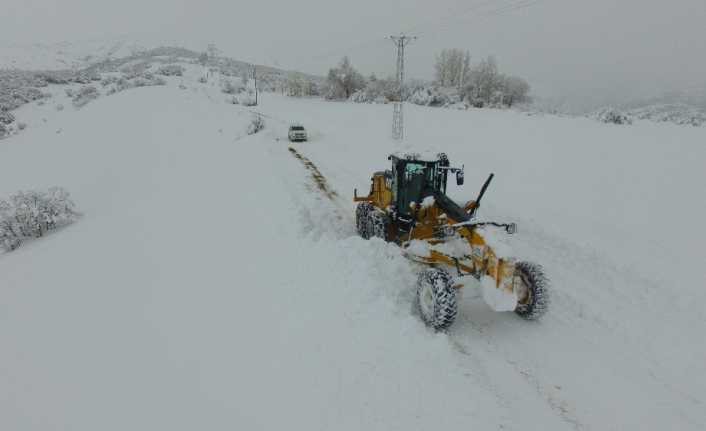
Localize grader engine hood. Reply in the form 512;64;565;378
432;192;471;224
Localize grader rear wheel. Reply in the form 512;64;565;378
368;209;389;241
355;202;373;239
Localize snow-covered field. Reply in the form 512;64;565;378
1;68;705;430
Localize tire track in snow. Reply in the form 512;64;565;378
288;147;338;200
506;359;585;431
449;305;587;431
254;132;354;240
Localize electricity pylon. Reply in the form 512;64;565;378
390;34;416;141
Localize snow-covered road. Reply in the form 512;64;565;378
1;77;705;430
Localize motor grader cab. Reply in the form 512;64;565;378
354;153;548;330
392;155;451;221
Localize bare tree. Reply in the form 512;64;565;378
207;43;220;59
286;73;306;97
198;52;208;66
434;49;470;88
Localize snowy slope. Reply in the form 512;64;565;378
1;72;705;430
0;39;147;70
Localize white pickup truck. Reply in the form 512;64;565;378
288;124;308;142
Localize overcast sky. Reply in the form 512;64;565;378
3;0;706;107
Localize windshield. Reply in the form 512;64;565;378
290;126;304;131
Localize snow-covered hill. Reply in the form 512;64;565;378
1;69;705;430
0;39;148;70
1;46;323;139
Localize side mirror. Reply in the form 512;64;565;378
456;170;464;186
506;223;517;235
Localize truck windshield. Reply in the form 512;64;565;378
290;126;304;131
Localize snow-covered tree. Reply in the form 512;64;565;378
349;75;398;103
286;73;315;97
500;75;531;107
458;56;531;108
467;56;501;106
325;57;366;100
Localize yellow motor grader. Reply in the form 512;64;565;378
354;153;548;330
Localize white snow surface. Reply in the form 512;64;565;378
2;67;706;430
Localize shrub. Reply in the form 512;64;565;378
408;87;455;107
72;85;99;108
246;114;265;135
595;107;632;125
119;62;152;79
221;79;243;94
0;110;15;125
105;74;165;95
101;75;120;87
240;93;257;106
0;187;80;252
157;64;185;76
628;104;706;127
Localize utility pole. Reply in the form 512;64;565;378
252;66;258;106
390;34;416;141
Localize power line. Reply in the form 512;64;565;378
402;0;499;36
307;36;387;63
293;0;544;72
417;0;545;38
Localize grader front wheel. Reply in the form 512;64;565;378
513;261;549;320
415;268;458;331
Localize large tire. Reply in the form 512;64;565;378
368;209;389;241
416;268;458;331
356;202;373;239
513;261;549;320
